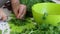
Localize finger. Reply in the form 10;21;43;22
19;6;26;19
17;8;24;18
17;5;25;18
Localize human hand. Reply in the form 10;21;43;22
16;4;26;19
0;8;7;21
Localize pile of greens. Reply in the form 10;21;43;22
8;14;35;34
8;14;60;34
20;23;60;34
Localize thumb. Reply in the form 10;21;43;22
2;16;7;21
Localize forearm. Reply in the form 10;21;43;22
11;0;20;15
